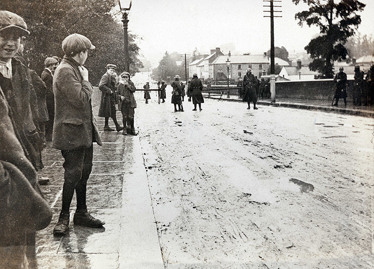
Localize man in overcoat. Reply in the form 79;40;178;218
333;67;348;106
353;65;364;106
187;73;204;111
98;64;122;131
52;33;104;236
243;68;258;109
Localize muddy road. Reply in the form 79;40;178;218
134;92;374;269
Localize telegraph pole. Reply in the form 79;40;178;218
263;0;282;103
185;54;188;82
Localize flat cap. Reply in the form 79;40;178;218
106;64;117;70
44;57;58;67
174;75;180;79
0;10;29;35
120;71;130;78
62;33;95;56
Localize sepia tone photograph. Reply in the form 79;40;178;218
0;0;373;268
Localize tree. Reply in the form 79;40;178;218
346;33;374;59
267;46;290;63
0;0;143;84
152;52;187;82
293;0;365;78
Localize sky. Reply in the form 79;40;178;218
121;0;374;67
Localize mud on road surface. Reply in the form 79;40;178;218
135;95;374;269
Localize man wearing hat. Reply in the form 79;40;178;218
52;33;104;236
41;56;58;141
98;63;123;131
243;68;258;110
187;73;204;111
0;10;52;266
333;67;347;106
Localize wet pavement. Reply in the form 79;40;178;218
35;88;163;268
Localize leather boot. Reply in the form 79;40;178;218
53;212;70;236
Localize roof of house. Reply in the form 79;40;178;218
189;58;204;66
282;66;319;76
212;55;289;66
356;55;374;63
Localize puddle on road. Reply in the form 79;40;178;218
289;178;314;193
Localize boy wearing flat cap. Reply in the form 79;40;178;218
0;10;52;267
98;63;123;131
52;33;104;236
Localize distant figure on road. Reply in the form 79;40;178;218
52;33;104;236
187;73;204;111
353;65;365;106
117;71;138;136
41;57;58;141
333;67;347;106
365;64;374;106
171;75;184;112
259;78;266;99
160;80;167;103
237;77;243;99
143;82;151;104
98;64;123;131
243;68;258;109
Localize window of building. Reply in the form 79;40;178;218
259;64;262;69
238;64;241;70
238;72;241;77
248;64;252;69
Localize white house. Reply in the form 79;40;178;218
211;54;289;81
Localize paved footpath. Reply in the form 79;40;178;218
35;88;164;268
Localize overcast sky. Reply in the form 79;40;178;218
121;0;374;66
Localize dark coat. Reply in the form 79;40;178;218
143;83;151;99
52;57;102;150
243;72;258;103
0;87;52;267
160;84;167;99
171;80;183;104
0;58;43;169
187;77;204;104
98;72;117;117
30;69;49;122
334;71;347;98
118;79;137;108
41;68;54;120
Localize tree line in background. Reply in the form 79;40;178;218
152;52;188;82
0;0;143;84
293;0;366;78
153;0;369;81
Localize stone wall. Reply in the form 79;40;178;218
275;79;354;101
